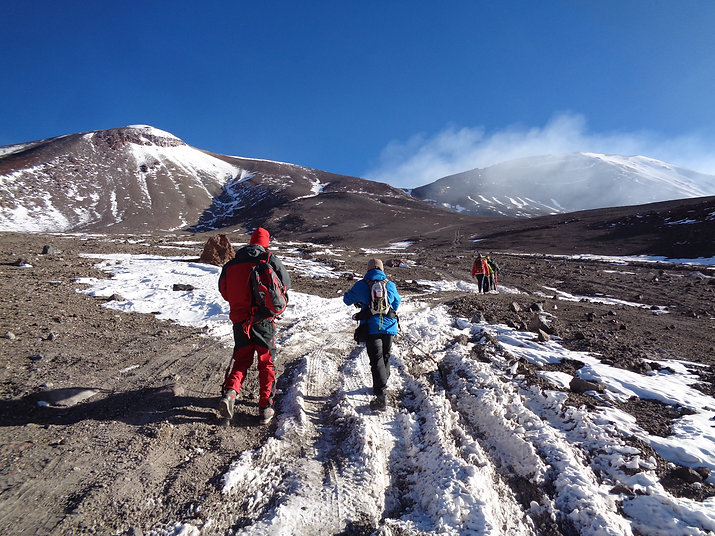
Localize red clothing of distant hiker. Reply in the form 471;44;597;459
471;256;489;277
471;255;490;293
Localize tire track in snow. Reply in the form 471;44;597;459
372;307;534;535
434;315;636;535
218;294;371;534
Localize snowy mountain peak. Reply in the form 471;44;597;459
0;126;238;232
0;125;438;236
411;152;715;217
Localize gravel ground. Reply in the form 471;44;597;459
0;231;713;534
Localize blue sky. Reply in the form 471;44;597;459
2;1;715;187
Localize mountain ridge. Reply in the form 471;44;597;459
1;125;714;259
411;152;715;218
0;125;477;238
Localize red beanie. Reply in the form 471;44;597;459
249;227;270;248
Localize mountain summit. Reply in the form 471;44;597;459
411;152;715;217
0;125;466;240
0;125;240;232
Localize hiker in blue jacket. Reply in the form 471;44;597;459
343;258;401;410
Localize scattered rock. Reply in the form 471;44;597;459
529;302;545;312
29;354;44;362
39;387;101;407
669;466;705;484
107;293;124;302
199;234;235;266
569;377;604;394
528;314;554;335
173;283;195;292
695;466;711;480
42;245;61;254
470;311;485;323
4;331;16;340
610;485;635;496
537;329;551;342
12;257;30;266
454;334;470;346
509;302;521;313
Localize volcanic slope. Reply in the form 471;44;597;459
0;125;475;236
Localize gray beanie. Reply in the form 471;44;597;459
367;258;384;271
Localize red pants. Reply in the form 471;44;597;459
224;344;275;408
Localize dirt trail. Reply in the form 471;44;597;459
1;232;713;534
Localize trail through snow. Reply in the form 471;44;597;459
75;246;715;536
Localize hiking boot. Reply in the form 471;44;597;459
369;395;387;411
259;406;275;424
219;389;236;419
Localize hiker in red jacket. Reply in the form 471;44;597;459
218;227;291;424
471;253;489;293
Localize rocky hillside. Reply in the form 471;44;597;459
1;125;456;235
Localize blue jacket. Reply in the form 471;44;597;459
343;269;401;335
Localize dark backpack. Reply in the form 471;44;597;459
250;252;288;318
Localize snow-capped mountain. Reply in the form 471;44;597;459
3;126;715;241
0;126;240;232
411;153;715;217
0;125;443;235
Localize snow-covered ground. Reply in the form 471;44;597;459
75;246;715;536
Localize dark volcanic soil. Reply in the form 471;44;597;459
0;231;714;534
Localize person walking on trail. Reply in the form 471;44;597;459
486;254;500;292
218;227;291;424
343;258;401;410
471;253;490;293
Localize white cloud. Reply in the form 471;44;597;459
366;112;715;188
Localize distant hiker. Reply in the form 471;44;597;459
343;258;401;410
218;227;291;424
471;253;490;293
486;254;500;292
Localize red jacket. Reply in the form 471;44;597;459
219;245;291;324
472;257;489;277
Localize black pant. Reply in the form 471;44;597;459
365;334;392;397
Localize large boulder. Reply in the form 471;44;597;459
199;234;235;266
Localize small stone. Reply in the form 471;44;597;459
4;332;16;340
173;283;195;292
670;466;704;483
470;311;485;323
570;377;604;394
